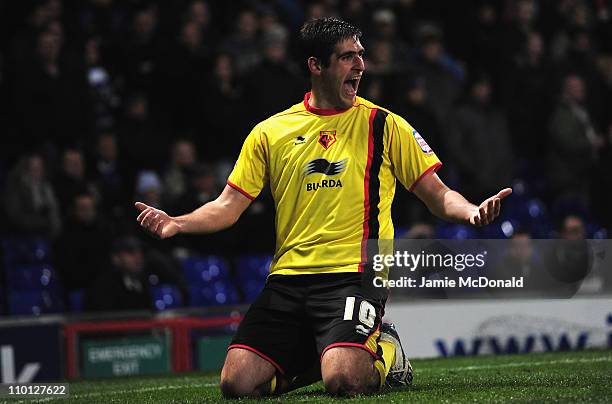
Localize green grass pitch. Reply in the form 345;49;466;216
16;349;612;403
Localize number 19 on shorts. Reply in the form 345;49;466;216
343;297;376;328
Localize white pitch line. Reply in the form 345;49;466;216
415;356;612;373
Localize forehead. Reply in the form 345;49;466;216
333;36;364;54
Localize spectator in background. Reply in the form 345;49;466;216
158;18;211;132
341;0;370;35
592;121;612;232
185;0;214;38
361;9;409;106
369;8;410;65
447;74;515;202
502;0;540;61
54;193;111;292
392;76;443;158
13;22;90;151
463;2;504;85
391;77;445;228
547;74;603;210
90;132;129;222
135;170;163;209
547;214;590;292
257;5;282;38
4;155;62;239
118;3;160;95
163;139;197;207
559;214;587;240
408;23;463;127
85;236;152;312
221;8;261;74
85;36;119;132
77;0;124;40
172;163;218;215
550;0;595;63
118;92;168;172
201;53;244;159
242;25;305;124
365;40;396;76
505;31;553;161
53;148;96;219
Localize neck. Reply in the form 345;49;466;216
309;88;335;110
304;91;353;116
309;86;354;110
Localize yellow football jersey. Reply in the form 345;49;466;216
228;93;441;275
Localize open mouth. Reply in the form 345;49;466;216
343;78;359;96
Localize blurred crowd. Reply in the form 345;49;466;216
0;0;611;312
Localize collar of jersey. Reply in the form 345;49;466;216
303;92;355;116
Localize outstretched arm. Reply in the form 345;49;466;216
135;185;252;238
412;173;512;227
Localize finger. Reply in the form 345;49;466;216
149;213;162;230
137;207;152;223
479;206;487;225
493;198;501;217
141;210;157;228
496;188;513;200
487;199;495;222
135;201;149;212
153;218;164;237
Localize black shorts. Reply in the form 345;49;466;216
228;273;387;378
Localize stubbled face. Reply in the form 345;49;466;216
320;37;365;109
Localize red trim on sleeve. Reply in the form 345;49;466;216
226;180;255;200
303;92;352;116
359;108;377;272
227;344;285;375
320;342;380;362
408;162;442;192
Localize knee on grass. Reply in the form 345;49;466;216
220;376;266;398
324;369;377;397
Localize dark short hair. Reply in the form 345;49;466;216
299;17;362;68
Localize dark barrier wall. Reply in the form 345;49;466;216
0;323;63;382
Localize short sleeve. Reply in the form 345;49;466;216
389;114;442;191
227;124;268;200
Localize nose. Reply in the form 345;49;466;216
353;54;365;71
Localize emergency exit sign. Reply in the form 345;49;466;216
81;335;170;378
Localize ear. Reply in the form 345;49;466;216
307;57;321;75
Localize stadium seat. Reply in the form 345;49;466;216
189;281;239;306
587;224;608;239
5;263;63;293
435;224;477;239
152;284;184;311
8;290;65;315
180;256;231;285
234;255;272;302
2;238;51;269
69;289;85;313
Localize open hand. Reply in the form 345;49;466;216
469;188;512;227
135;202;180;239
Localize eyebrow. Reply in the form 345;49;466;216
336;49;365;59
